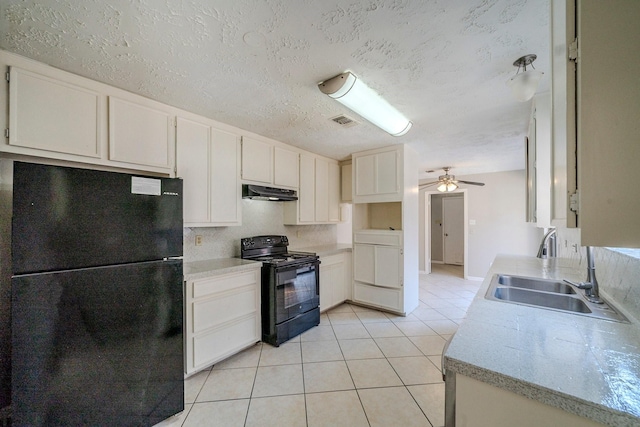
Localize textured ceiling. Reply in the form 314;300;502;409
0;0;550;179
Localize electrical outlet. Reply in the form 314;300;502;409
195;235;203;246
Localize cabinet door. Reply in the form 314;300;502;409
354;154;376;196
298;154;316;222
353;244;375;285
319;263;332;312
108;96;173;168
576;0;640;247
376;150;399;195
176;118;210;224
315;157;329;222
9;67;102;158
274;147;299;188
211;128;241;225
341;163;353;202
332;260;346;304
241;137;272;184
328;162;341;222
375;246;402;288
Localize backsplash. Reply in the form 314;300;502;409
183;199;337;261
556;227;640;322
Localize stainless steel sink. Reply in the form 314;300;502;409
493;287;590;313
485;274;629;322
497;274;575;294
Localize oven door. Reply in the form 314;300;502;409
274;261;319;324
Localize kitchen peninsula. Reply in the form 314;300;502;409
445;254;640;427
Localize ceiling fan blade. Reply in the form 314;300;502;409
418;181;440;188
457;180;485;186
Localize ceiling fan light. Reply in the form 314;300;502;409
437;182;448;192
319;72;412;137
447;182;458;192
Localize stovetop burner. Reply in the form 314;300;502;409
240;236;318;267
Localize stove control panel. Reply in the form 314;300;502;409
241;235;288;250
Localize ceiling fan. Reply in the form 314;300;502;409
419;167;485;192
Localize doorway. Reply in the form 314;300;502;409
424;190;468;279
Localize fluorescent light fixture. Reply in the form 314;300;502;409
318;72;412;136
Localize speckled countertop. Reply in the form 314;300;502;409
290;243;352;257
183;258;261;281
444;254;640;426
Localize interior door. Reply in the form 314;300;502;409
443;196;464;265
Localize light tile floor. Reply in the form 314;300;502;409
158;264;481;427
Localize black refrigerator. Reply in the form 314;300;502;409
11;162;184;426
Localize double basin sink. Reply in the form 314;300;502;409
485;274;628;323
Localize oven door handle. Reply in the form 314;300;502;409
274;261;319;274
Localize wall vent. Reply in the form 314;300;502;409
330;114;358;128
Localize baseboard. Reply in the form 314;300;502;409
430;260;444;264
465;275;484;281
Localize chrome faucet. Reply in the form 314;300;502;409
566;246;603;304
536;228;557;259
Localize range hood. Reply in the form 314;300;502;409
242;184;298;201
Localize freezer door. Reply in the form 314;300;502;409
12;161;183;274
11;260;184;427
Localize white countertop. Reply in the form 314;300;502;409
445;254;640;427
183;258;261;281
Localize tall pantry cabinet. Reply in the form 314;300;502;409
350;144;419;315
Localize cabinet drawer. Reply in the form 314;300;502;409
192;287;258;333
320;254;344;267
192;315;258;368
190;270;259;299
353;282;402;312
354;231;402;246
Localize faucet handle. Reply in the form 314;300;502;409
563;279;592;290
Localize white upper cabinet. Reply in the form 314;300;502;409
297;153;316;223
552;0;640;247
574;0;640;247
241;136;273;185
210;128;242;225
241;137;299;189
283;153;340;225
177;116;241;227
341;162;353;203
315;157;329;222
274;146;299;188
353;147;401;203
328;162;341;222
9;67;102;158
177;118;210;224
108;96;174;169
1;51;175;175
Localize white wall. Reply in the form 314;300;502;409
419;170;542;278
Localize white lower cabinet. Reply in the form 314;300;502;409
456;375;604;427
352;230;404;313
185;268;261;375
319;252;352;312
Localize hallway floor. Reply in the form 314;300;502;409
158;264;481;427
